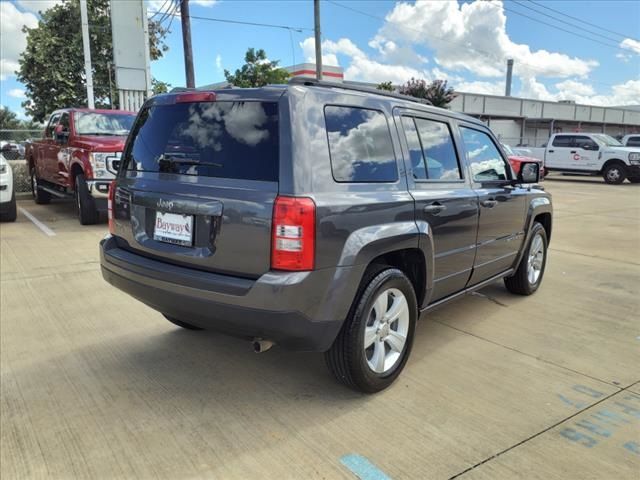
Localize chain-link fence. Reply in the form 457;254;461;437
1;129;41;194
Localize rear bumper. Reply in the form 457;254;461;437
100;236;362;351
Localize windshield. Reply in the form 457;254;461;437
74;112;135;136
121;101;279;181
592;134;623;147
502;144;515;155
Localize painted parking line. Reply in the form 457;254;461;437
18;207;56;237
340;454;392;480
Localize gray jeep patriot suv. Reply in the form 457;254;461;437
101;79;552;393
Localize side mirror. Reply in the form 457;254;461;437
518;162;540;184
54;124;69;144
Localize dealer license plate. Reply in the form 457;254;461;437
153;211;194;246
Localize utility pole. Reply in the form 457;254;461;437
314;0;322;81
505;58;514;97
79;0;94;108
181;0;195;88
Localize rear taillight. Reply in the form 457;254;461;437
271;196;316;271
107;180;116;234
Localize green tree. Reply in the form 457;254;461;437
17;0;168;122
0;107;22;130
224;48;290;88
376;81;395;92
398;78;457;108
152;78;172;95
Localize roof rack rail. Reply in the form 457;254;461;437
288;77;433;106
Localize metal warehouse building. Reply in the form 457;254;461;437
203;62;640;147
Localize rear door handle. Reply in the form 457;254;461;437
423;203;446;214
481;199;498;208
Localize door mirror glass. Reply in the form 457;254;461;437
518;162;540;183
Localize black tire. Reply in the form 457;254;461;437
1;192;17;222
627;177;640;184
74;173;99;225
30;167;51;204
602;162;627;185
325;267;417;394
163;314;203;330
504;222;548;295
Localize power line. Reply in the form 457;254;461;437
325;0;620;88
148;10;313;33
503;5;625;50
528;0;640;43
512;0;627;45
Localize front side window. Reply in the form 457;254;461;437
574;136;598;150
325;106;398;183
59;113;70;132
414;118;462;180
74;112;135;136
122;101;279;182
627;136;640;147
45;113;61;138
552;136;573;147
460;127;508;182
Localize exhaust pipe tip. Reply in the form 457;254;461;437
253;339;274;353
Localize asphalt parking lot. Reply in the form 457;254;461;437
1;176;638;479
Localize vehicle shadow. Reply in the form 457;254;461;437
544;175;639;186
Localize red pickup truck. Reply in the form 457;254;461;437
25;108;136;224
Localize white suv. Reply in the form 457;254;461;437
0;154;17;222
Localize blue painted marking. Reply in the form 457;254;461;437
557;394;586;409
623;441;640;455
340;454;392;480
572;385;605;398
559;428;597;448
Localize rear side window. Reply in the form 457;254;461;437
122;101;279;182
401;117;428;180
460;127;509;182
324;106;398;183
626;136;640;147
552;136;573;147
414;118;462;180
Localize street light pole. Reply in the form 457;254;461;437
314;0;322;81
79;0;95;108
181;0;195;88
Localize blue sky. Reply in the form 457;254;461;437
2;0;639;120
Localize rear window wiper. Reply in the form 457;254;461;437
158;155;222;168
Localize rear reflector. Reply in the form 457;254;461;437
271;196;315;271
175;92;216;103
107;180;116;234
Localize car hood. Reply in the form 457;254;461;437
508;155;542;163
603;146;640;154
72;135;127;151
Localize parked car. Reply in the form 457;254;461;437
25;108;136;224
528;133;640;184
101;80;552;393
621;134;640;147
0;141;22;160
0;154;17;222
502;143;545;177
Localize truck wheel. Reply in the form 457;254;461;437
602;162;627;184
325;268;417;393
504;222;548;295
163;314;203;330
30;167;51;204
75;173;99;225
1;192;17;222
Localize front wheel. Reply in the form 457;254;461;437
75;174;99;225
325;268;417;393
602;162;627;185
504;222;548;295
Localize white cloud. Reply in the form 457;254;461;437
555;80;595;97
519;77;640;106
192;0;218;6
457;80;504;96
374;0;598;79
620;38;640;55
215;54;222;71
16;1;62;13
8;88;26;99
0;2;38;80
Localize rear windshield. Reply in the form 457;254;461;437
122;101;279;182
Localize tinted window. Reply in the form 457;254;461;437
627;136;640;147
45;113;61;138
460;127;508;182
59;113;70;131
414;118;462;180
552;136;573;147
122;101;279;182
574;136;597;149
401;117;427;180
325;106;397;183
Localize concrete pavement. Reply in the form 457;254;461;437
1;176;638;479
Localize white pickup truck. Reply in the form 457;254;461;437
529;133;640;184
